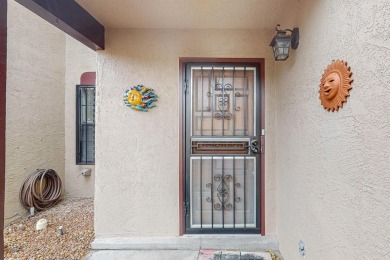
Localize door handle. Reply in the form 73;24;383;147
250;139;260;154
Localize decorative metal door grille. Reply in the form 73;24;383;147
184;63;261;234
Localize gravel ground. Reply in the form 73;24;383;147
4;197;94;260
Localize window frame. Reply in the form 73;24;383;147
76;84;96;165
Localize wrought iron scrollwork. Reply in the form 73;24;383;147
206;174;241;210
214;112;232;120
215;83;233;92
212;83;234;120
205;80;245;120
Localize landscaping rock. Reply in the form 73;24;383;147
4;197;94;260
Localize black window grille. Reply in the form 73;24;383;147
76;85;95;164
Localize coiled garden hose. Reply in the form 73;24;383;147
19;169;63;211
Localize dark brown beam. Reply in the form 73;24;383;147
15;0;104;51
0;0;6;258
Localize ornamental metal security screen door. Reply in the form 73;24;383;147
184;62;261;234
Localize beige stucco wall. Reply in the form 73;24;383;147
95;29;277;237
65;35;96;198
5;1;65;224
275;0;390;259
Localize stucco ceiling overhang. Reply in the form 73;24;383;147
76;0;297;29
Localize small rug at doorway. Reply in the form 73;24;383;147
198;250;282;260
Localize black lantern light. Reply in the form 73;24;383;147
269;24;299;61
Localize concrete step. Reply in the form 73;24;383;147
91;235;279;251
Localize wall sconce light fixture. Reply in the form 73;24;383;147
269;24;299;61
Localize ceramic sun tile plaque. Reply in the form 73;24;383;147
123;84;158;112
319;60;353;112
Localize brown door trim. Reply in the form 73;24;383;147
0;0;7;256
178;58;265;235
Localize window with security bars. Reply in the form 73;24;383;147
76;85;95;164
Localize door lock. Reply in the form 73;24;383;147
250;139;260;154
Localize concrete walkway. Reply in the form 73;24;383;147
85;249;281;260
84;250;199;260
85;236;283;259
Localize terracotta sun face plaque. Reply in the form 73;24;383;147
319;60;352;112
123;85;158;111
